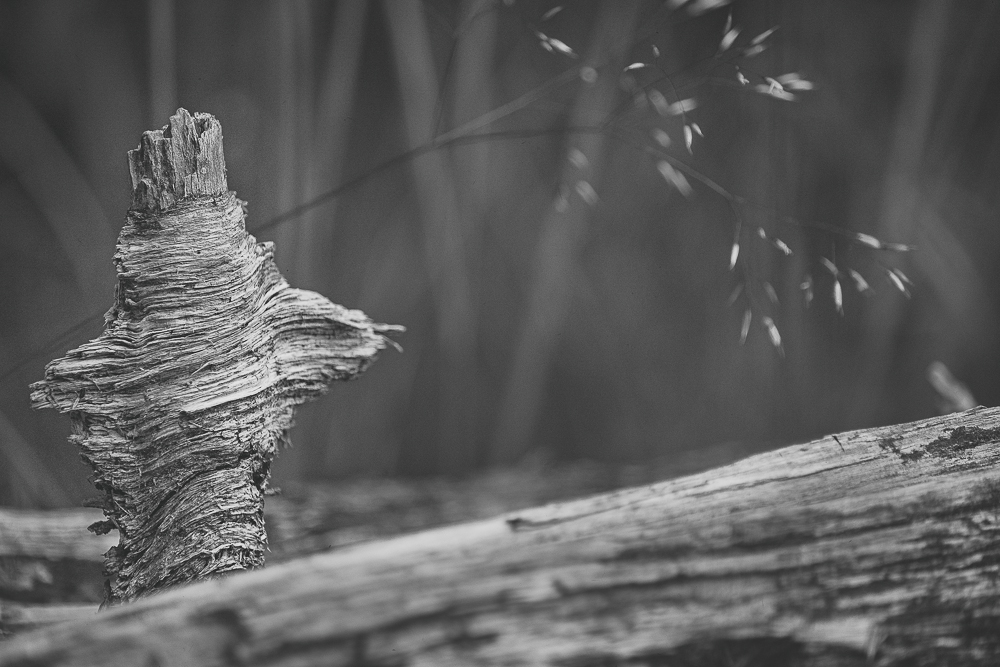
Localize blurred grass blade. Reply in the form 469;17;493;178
490;1;642;465
384;0;478;472
0;74;115;310
148;0;177;126
0;408;71;508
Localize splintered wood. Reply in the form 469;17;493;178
29;108;399;605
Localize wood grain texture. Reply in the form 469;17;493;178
0;465;615;632
0;465;613;634
1;408;998;665
28;108;399;605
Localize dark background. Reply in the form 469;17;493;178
1;0;998;508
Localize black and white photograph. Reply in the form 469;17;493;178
1;1;999;664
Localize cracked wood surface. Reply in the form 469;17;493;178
1;408;999;666
28;108;398;606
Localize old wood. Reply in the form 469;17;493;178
0;508;109;633
0;509;111;564
28;108;399;606
1;408;998;665
0;463;616;633
0;603;96;637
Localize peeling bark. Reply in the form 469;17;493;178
29;108;399;605
1;408;999;665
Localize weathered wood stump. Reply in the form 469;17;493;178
28;108;399;605
1;408;999;665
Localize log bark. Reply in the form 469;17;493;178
0;464;615;633
28;108;399;606
1;407;999;666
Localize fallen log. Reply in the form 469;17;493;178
0;460;615;635
0;508;110;635
1;407;998;666
0;603;96;637
0;464;616;633
0;508;111;565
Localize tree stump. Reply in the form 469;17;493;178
29;108;399;605
1;408;999;666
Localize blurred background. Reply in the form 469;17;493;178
1;0;998;508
